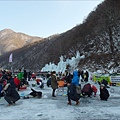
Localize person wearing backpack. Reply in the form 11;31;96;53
67;70;80;105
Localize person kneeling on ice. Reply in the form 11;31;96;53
67;70;80;105
100;84;109;101
23;88;42;99
81;83;91;97
2;83;20;106
81;83;97;97
90;84;97;97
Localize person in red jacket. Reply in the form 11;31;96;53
91;84;97;97
82;83;97;97
14;75;20;91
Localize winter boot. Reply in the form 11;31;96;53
52;93;56;97
52;90;56;97
67;101;72;105
7;104;13;106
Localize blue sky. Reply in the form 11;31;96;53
0;0;104;38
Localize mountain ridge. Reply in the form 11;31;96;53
0;0;120;73
0;29;43;55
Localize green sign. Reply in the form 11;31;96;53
93;74;110;83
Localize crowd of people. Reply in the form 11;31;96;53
0;69;110;106
0;69;21;106
48;69;110;105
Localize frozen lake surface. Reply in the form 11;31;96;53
0;80;120;120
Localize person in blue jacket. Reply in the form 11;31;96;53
67;70;80;105
71;70;79;86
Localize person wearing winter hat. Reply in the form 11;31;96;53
100;84;110;101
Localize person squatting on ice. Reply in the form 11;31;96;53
2;83;20;106
51;71;58;97
67;70;81;105
81;83;97;97
100;84;110;101
98;79;110;88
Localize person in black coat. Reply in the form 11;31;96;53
101;79;109;88
3;83;20;106
67;84;80;105
29;88;42;98
23;88;42;99
23;69;28;85
80;70;84;82
47;77;51;87
7;74;15;88
100;84;110;101
2;71;8;80
84;71;89;83
65;72;73;84
28;71;32;81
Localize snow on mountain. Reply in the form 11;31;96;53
0;0;120;73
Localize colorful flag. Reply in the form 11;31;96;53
9;53;13;63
